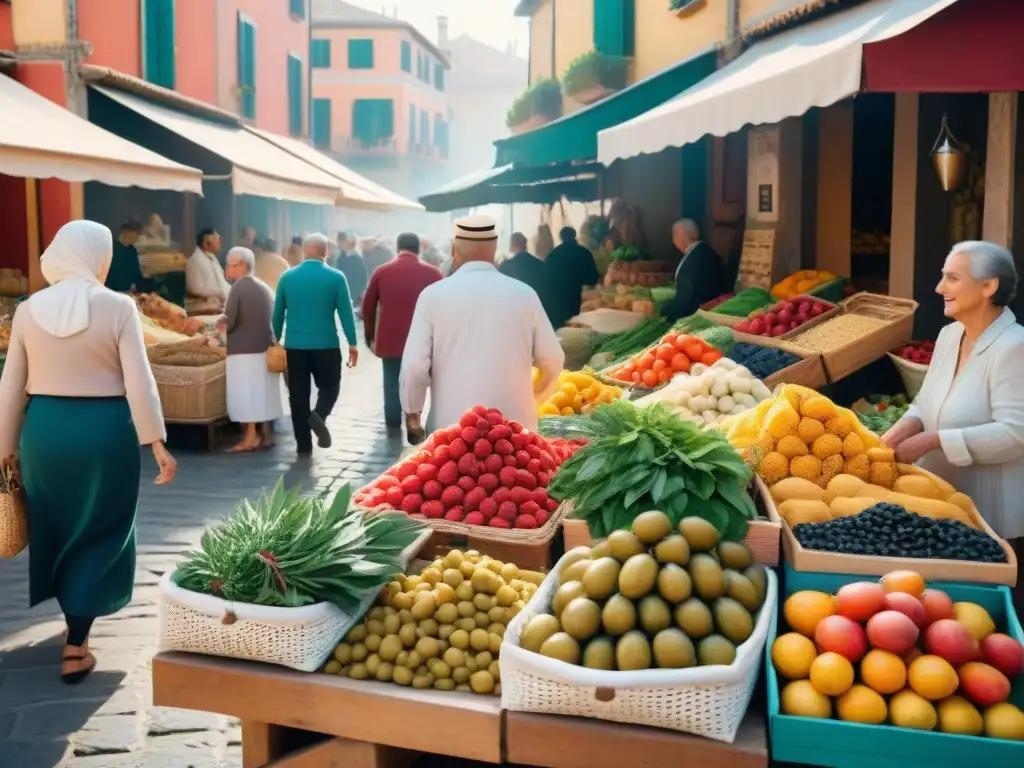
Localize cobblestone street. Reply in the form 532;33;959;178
0;349;404;767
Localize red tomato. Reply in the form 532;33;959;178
656;343;677;362
672;334;693;353
701;349;723;365
652;359;667;372
637;353;655;372
683;341;705;361
641;369;659;387
670;353;692;373
662;332;679;347
657;369;672;383
622;360;637;375
631;372;642;383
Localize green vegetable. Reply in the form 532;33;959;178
547;401;757;540
611;245;643;262
591;316;670;364
693;325;734;354
713;288;775;317
851;394;911;434
176;479;425;610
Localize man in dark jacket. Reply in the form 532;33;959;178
662;218;727;322
499;232;546;299
543;226;599;329
333;231;369;303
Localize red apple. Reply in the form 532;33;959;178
980;633;1024;678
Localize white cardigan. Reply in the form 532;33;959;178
905;308;1024;539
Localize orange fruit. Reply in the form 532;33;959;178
784;591;835;637
889;689;938;731
860;649;907;695
810;652;855;696
880;570;926;598
836;684;887;724
781;680;832;719
908;655;959;701
772;633;817;680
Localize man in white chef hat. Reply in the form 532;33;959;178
399;214;564;441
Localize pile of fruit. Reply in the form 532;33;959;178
732;297;834;338
771;269;840;300
537;370;622;416
640;357;772;428
354;407;564;529
772;570;1024;740
729;343;801;380
892;340;935;366
546;437;588;464
325;549;544;694
515;511;768;670
605;332;723;387
852;394;911;435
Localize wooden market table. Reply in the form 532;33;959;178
152;652;769;768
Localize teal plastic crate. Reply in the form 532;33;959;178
767;566;1024;768
807;277;849;303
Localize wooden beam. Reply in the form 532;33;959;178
815;102;853;278
889;92;918;299
25;177;43;294
267;736;417;768
242;721;284;768
982;92;1018;249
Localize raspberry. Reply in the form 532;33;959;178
473;439;493;459
533;510;549;526
422;480;443;500
464;511;486;526
400;475;423;495
537;471;550;487
448;438;469;460
520;500;541;516
420;500;445;519
458;477;477;494
400;494;423;514
514;450;531;468
440;486;465;508
463;487;487;511
416;463;439;482
487;424;512;441
510;421;524;434
377;474;400;490
444;506;465;522
432;445;452;466
497;501;518;522
531;488;549;505
509;486;531;506
511;433;529;450
546;498;559;511
437;460;459;486
472;405;488;416
475;418;491;433
367;489;387;507
514;514;538;529
459;412;479;428
489;516;512;529
499;466;518;489
515;469;538;490
460;426;479;444
492;487;512;505
503;455;517;467
395;462;417;479
477;473;499;493
478;498;498;519
483;454;504;473
526;444;542;459
384;486;404;507
456;454;479;477
526;459;542;475
485;409;504;425
493;439;514;456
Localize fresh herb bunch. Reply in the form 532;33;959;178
548;401;757;540
176;479;425;611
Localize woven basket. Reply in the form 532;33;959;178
267;345;287;374
500;550;777;741
0;490;28;558
887;352;928;399
148;347;226;367
138;251;187;278
151;360;227;421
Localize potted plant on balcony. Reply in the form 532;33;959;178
562;50;629;105
505;78;563;134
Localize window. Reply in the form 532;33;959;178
352;99;394;148
311;39;331;68
237;13;256;119
288;54;303;137
408;104;416;150
434;62;444;91
289;0;305;19
348;39;374;69
419;109;429;149
401;41;411;73
143;0;175;89
593;0;635;57
312;98;332;148
434;114;448;158
420;55;431;83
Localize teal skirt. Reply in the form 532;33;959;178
21;396;141;617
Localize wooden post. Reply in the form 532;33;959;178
815;102;853;278
889;93;919;299
25;177;44;293
982;92;1018;249
241;720;284;768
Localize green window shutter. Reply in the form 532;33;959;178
348;39;374;69
593;0;634;57
434;62;444;91
237;14;256;119
420;110;429;148
311;39;331;68
143;0;176;89
434;114;448;158
312;98;331;148
288;54;303;137
353;99;394;147
408;104;416;150
401;41;411;72
289;0;305;19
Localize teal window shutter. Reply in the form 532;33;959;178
408;104;416;150
434;62;444;91
420;109;429;149
401;41;411;72
289;0;305;18
353;99;394;147
237;14;256;119
593;0;635;57
434;114;448;158
143;0;176;89
311;39;331;68
348;39;374;69
288;54;303;137
312;98;331;148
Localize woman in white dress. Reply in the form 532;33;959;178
220;247;283;451
883;241;1024;593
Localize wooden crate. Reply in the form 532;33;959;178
729;335;827;391
730;295;840;346
697;308;746;327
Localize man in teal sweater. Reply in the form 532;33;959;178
273;233;359;454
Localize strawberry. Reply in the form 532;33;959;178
499;466;518;489
514;450;531;468
473;439;493;459
400;494;423;514
537;471;550;487
395;462;417;480
459;411;479;428
437;460;459;486
509;486;531;506
539;453;555;471
526;458;542;475
367;489;387;507
478;498;498;519
420;500;445;519
488;517;512;529
511;433;529;450
546;497;559;512
384;486;404;507
416;463;439;482
493;439;514;457
520;500;541;517
487;424;512;441
477;473;499;493
400;475;423;495
377;474;400;490
456;453;479;477
460;426;480;444
441;486;465;508
475;418;491;433
463;487;487;511
492;487;512;505
432;445;452;466
464;510;486;526
457;475;476;492
503;455;517;467
448;438;469;460
515;469;538;490
483;453;504;473
497;501;518;522
514;514;538;529
533;509;549;526
531;488;549;506
472;405;488;417
422;480;443;500
444;506;465;522
525;444;542;459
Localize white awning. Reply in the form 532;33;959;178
598;0;959;164
248;128;424;212
92;86;343;205
0;74;202;194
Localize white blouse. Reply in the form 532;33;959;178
906;308;1024;539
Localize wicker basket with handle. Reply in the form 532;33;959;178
0;486;28;559
266;344;287;374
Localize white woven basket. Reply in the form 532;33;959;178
887;352;928;399
499;549;777;742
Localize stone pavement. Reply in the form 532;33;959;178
0;350;406;767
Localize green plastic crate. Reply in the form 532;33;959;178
808;277;849;304
767;566;1024;768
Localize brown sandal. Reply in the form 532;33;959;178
61;649;96;685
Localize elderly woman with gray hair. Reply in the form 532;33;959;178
220;247;283;452
883;241;1024;568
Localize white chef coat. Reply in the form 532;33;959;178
186;247;231;300
905;308;1024;539
400;261;565;432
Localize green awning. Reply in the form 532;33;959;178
493;47;717;167
419;163;602;212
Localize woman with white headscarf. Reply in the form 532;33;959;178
0;220;177;684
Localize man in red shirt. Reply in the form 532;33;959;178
362;232;443;429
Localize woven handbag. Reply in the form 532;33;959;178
0;489;28;558
266;344;287;374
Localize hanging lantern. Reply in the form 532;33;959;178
930;114;967;192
